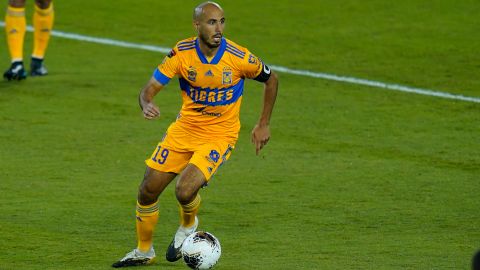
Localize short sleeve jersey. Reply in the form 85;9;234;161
153;37;265;140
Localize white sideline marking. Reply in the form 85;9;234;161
1;22;479;104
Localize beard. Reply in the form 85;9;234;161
199;32;221;49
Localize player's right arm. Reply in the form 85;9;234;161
139;78;164;120
139;46;181;120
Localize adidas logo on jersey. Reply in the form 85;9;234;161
205;70;214;77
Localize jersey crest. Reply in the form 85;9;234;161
222;66;232;85
187;66;197;82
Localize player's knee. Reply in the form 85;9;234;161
9;0;26;8
175;185;196;205
137;182;158;205
34;0;52;9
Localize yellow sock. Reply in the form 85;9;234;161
179;194;201;228
32;2;54;59
136;200;159;252
5;5;26;62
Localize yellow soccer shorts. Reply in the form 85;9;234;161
145;123;236;181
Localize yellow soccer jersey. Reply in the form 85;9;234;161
153;37;265;140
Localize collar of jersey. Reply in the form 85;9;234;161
195;37;227;65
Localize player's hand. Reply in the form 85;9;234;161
142;102;160;120
251;124;270;155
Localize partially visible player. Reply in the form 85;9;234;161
3;0;54;80
112;1;278;268
473;250;480;270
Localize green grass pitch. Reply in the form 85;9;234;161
0;0;479;269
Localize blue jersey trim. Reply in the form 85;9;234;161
178;40;195;46
226;44;245;56
195;37;227;65
195;38;209;64
153;68;171;85
179;77;244;106
178;45;195;51
225;48;245;59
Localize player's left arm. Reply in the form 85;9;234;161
251;65;279;155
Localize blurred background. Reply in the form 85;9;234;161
0;1;479;269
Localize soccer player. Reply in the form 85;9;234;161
3;0;54;80
112;1;278;268
474;250;480;270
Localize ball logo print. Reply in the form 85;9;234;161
181;231;221;269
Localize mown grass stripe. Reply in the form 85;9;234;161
1;21;478;104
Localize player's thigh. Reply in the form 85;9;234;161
141;143;192;203
34;0;52;9
189;141;235;181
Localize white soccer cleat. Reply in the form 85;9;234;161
112;247;156;268
165;216;199;262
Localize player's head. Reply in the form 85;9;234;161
193;2;225;49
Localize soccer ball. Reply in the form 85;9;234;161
181;231;221;269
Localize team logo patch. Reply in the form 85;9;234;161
222;66;232;85
209;150;220;163
187;66;197;82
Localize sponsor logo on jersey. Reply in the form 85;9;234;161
201;111;222;117
193;106;221;117
205;70;214;77
193;107;207;112
187;87;235;105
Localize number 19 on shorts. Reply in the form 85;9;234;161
152;146;169;164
